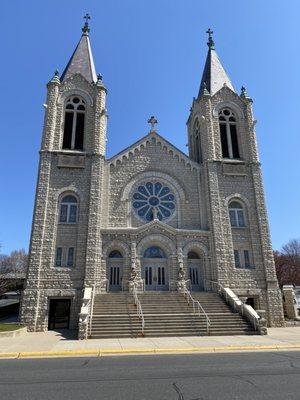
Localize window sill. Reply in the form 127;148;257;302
222;158;245;164
58;149;86;155
231;226;247;230
53;266;75;269
235;265;256;270
58;222;78;226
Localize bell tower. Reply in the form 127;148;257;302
187;30;284;326
21;15;108;331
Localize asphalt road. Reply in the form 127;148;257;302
0;351;300;399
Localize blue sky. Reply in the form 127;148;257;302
1;0;299;254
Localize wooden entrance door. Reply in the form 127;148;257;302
189;262;202;291
143;264;168;291
109;265;122;291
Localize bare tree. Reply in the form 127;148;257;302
274;239;300;287
0;248;28;296
282;239;300;264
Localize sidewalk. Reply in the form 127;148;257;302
0;327;300;358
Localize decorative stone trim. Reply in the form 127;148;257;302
108;132;199;172
212;100;243;119
182;240;209;257
102;240;131;258
57;154;86;168
136;234;177;257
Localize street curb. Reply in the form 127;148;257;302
1;344;300;359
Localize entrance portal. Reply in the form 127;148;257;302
107;250;123;291
187;251;203;291
142;246;168;291
48;299;71;330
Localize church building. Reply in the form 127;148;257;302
21;17;284;337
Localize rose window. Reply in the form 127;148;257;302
132;181;176;221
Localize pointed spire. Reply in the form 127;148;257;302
240;86;250;99
198;29;235;97
49;69;60;84
61;14;97;83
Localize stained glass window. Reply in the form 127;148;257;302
132;181;176;221
108;250;123;258
143;246;166;258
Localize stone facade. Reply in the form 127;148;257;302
20;26;285;333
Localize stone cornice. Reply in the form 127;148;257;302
101;220;210;237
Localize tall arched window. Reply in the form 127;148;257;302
62;96;85;150
193;119;202;163
59;195;78;223
219;109;240;159
229;201;246;227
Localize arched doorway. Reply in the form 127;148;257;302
142;246;168;291
187;251;203;291
107;250;123;291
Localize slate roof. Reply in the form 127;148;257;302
198;45;235;97
61;32;97;83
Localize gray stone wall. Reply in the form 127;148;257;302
21;64;285;332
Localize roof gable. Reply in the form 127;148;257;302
107;132;199;172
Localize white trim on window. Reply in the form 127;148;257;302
59;195;78;224
234;249;254;269
229;201;246;228
54;247;76;268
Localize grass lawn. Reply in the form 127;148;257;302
0;323;24;332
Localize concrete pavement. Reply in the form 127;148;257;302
0;326;300;357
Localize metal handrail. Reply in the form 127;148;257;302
205;279;259;331
183;285;211;334
132;283;145;336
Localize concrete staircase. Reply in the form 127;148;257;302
90;291;256;339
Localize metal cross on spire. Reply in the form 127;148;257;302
206;28;215;49
82;13;91;34
148;116;158;132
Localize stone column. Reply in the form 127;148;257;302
176;247;187;292
282;285;298;320
128;242;143;292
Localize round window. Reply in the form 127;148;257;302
132;181;176;221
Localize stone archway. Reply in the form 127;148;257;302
137;234;175;291
183;242;209;292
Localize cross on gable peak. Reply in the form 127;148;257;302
148;116;158;132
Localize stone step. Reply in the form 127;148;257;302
90;291;256;338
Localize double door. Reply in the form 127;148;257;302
143;264;168;291
188;262;202;291
109;265;122;291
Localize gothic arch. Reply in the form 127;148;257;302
121;170;187;202
182;241;208;258
58;89;93;107
102;240;130;259
137;234;176;258
55;186;83;202
224;193;251;209
212;101;243;119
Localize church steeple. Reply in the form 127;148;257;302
61;14;97;83
198;29;235;97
